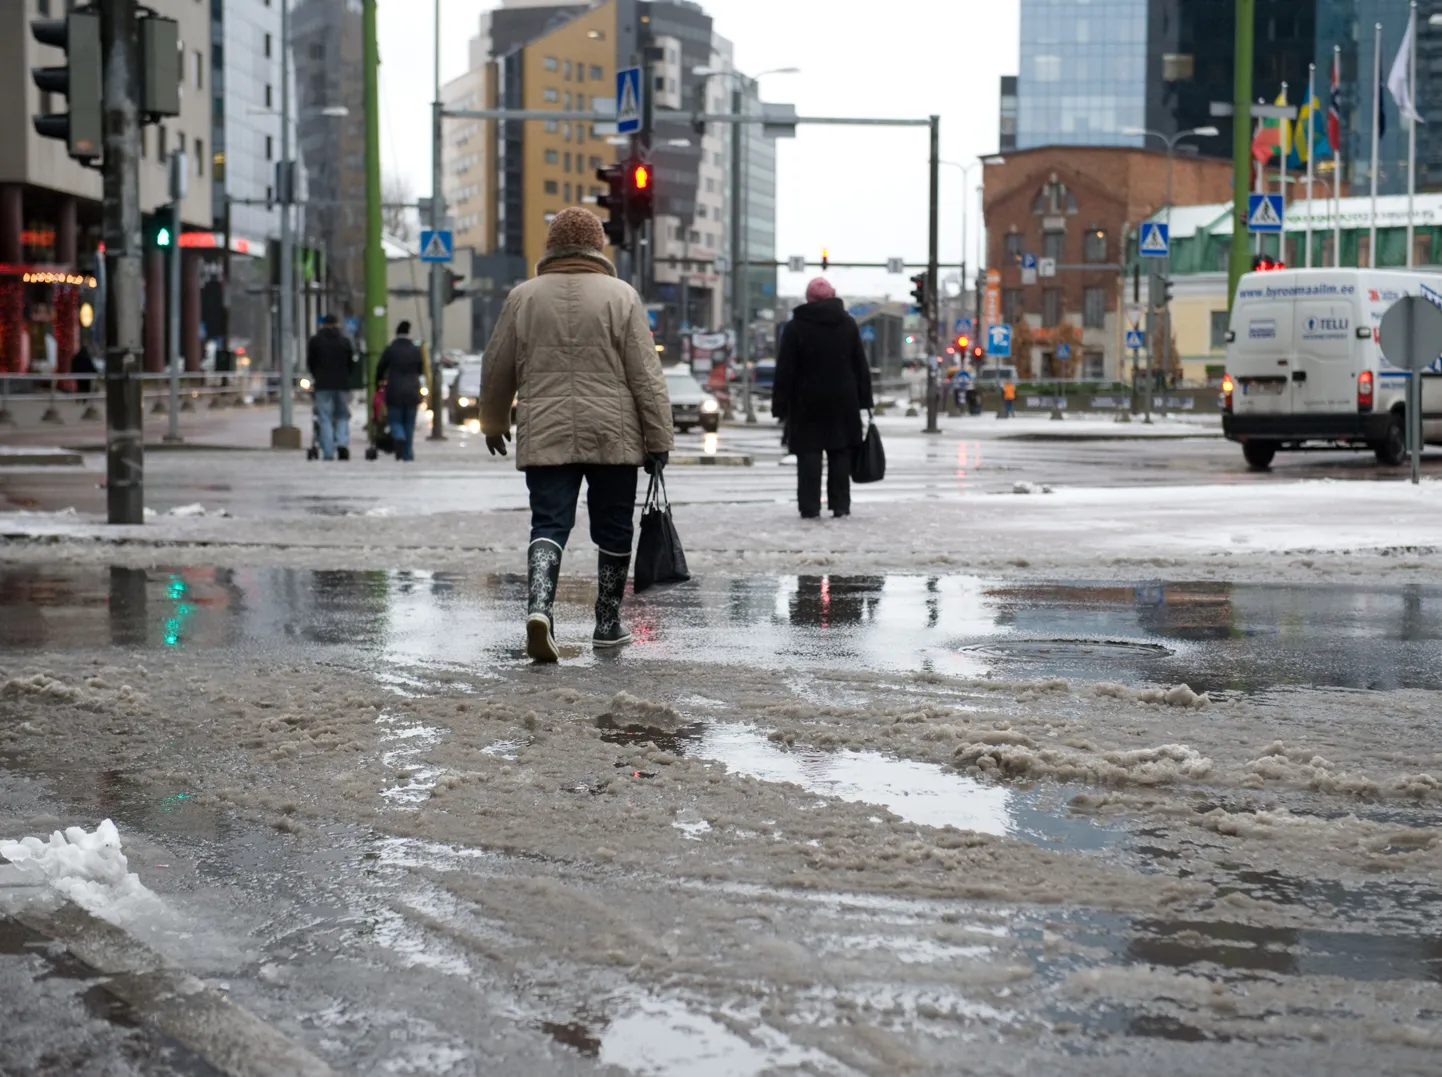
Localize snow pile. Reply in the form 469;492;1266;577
165;503;231;518
953;738;1213;787
1093;682;1211;709
1011;481;1054;495
0;819;157;919
1;673;84;703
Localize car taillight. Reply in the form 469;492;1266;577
1358;370;1374;412
1221;373;1234;412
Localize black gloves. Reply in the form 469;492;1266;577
644;451;669;475
486;432;511;457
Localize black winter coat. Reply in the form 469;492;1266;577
772;298;875;454
306;327;356;392
376;336;425;408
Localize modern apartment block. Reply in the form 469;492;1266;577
0;0;213;374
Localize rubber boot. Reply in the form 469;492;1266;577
592;550;633;648
526;539;563;663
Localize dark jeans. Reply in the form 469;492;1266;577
526;464;640;554
796;449;852;518
389;404;418;460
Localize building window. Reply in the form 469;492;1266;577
563;152;571;170
589;65;603;80
544;88;559;102
704;178;715;194
1003;288;1023;324
1004;232;1024;263
1083;286;1106;328
565;92;572;108
697;205;707;218
1162;53;1195;81
194;50;203;89
589;155;602;169
1083;350;1105;380
264;34;272;59
544;180;558;194
195;138;204;175
1042;288;1062;326
562;122;571;141
544;149;559;164
1043;231;1064;261
564;182;571;201
1210;310;1229;350
265;84;272;109
1084;229;1107;263
545;120;558;133
689;230;701;243
577;61;586;82
564;60;573;79
265;135;273;161
544;56;559;71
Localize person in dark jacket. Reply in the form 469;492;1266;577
376;321;425;461
772;278;875;518
306;314;357;460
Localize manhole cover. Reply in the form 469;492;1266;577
965;639;1174;660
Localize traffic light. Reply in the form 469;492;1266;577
821;249;829;271
138;15;181;120
956;334;970;352
154;223;172;248
31;11;103;161
625;159;654;226
444;270;466;304
1251;254;1286;272
909;271;930;312
596;163;627;248
971;345;984;366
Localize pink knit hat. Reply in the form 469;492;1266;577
805;277;836;303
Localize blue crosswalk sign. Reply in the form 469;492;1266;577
986;324;1012;358
1139;223;1169;257
1247;193;1284;234
616;67;643;134
419;230;453;263
1126;329;1145;350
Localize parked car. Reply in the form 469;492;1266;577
448;362;483;426
665;367;721;433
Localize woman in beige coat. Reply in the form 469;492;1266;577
481;208;674;663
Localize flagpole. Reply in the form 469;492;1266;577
1407;2;1417;269
1371;22;1381;269
1306;63;1315;268
1334;45;1342;268
1279;80;1288;263
1255;100;1265;256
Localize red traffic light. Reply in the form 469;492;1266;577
956;335;970;349
631;163;650;190
1252;255;1286;272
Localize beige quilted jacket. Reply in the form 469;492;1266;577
481;249;674;469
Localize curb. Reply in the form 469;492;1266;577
0;449;84;467
669;453;753;467
2;889;336;1077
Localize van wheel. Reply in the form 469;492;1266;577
1373;414;1406;466
1242;442;1277;471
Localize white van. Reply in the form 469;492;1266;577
1224;268;1442;469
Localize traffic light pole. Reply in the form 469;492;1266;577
100;0;145;524
925;115;941;435
273;0;298;448
427;0;445;441
165;193;182;443
362;0;387;401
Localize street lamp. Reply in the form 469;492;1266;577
1121;125;1218;421
690;64;799;424
940;156;1002;325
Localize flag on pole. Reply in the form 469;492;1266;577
1289;96;1332;167
1328;50;1342;151
1388;11;1423;124
1251;90;1293;162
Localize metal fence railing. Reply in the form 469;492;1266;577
0;371;299;426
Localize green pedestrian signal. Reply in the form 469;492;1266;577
156;226;171;247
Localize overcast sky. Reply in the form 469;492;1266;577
377;1;1021;300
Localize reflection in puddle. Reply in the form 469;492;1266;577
376;710;445;807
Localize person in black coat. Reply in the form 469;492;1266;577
772;278;875;518
306;314;357;460
376;321;426;461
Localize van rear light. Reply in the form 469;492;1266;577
1358;370;1374;412
1221;373;1235;412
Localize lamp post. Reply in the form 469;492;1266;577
692;65;798;425
1123;125;1218;421
940;157;1001;354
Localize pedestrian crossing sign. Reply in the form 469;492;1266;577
419;229;453;263
1247;193;1284;234
1139;222;1169;258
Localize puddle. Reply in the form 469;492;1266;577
375;710;445;807
4;565;1442;691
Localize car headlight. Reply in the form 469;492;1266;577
299;377;312;391
420;386;429;397
458;397;471;407
701;398;719;413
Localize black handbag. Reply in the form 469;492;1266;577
851;412;886;483
634;471;691;593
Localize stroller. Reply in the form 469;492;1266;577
364;386;395;461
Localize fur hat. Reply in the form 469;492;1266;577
546;207;606;252
805;277;836;303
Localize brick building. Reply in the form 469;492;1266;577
981;146;1232;380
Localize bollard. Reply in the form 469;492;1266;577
0;378;13;425
41;380;63;424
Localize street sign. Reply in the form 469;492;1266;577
1139;222;1170;257
1247;194;1284;234
787;255;805;273
1056;342;1071;361
1127;306;1144;329
954;317;973;337
646;310;658;331
1038;257;1057;278
860;324;876;343
886;257;905;274
986;323;1012;358
714;254;730;273
419;229;453;263
1021;253;1038;285
345;317;360;337
1125;328;1145;350
616;67;643;134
